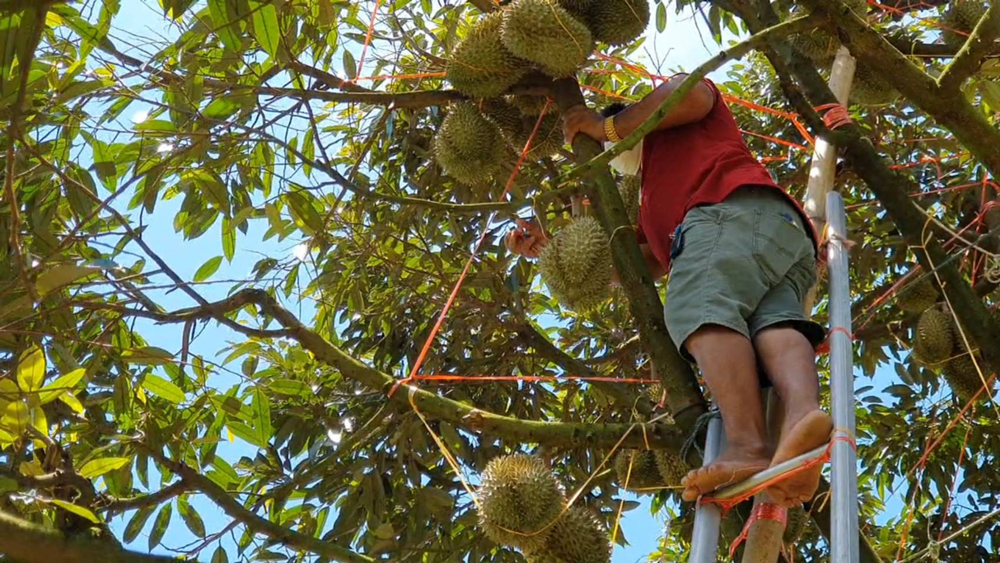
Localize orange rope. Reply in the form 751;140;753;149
740;129;810;151
388;101;553;397
896;412;939;561
580;83;636;101
937;426;972;542
867;0;972;37
354;0;384;83
815;103;853;130
410;374;659;384
729;503;788;559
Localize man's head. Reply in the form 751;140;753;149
601;103;642;176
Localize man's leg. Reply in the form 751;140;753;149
679;325;771;502
754;326;832;505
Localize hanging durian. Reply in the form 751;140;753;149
434;102;506;184
897;275;939;313
655;449;690;487
478;454;566;551
511;94;553;115
618;175;641;225
614;449;661;491
446;12;528;98
943;352;991;403
786;0;867;65
784;506;809;545
502;0;594;78
584;0;650;46
537;216;613;312
514;113;565;157
524;506;612;563
850;63;899;106
484;98;526;142
942;0;988;49
913;306;955;365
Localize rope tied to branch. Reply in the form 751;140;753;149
728;502;789;559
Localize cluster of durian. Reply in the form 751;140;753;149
618;174;641;225
941;0;988;49
537;216;614;312
911;299;996;404
613;448;690;492
786;0;867;65
478;454;612;563
850;63;900;106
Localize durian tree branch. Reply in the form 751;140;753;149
937;2;1000;90
558;13;822;183
143;450;375;563
550;79;707;431
733;0;1000;408
800;0;1000;179
231;84;552;109
0;511;178;563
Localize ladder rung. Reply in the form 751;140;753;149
708;444;829;501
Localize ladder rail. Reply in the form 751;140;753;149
688;415;725;563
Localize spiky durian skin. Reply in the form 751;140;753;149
942;0;988;49
513;113;564;157
524;506;612;563
557;0;593;13
943;353;991;404
618;175;641;225
584;0;650;46
786;0;866;64
654;449;689;486
614;450;661;491
483;98;525;142
898;275;939;313
511;94;552;115
434;102;506;184
914;307;955;365
850;64;899;106
643;382;662;403
784;506;809;544
537;216;613;312
478;454;565;551
502;0;594;78
446;12;528;98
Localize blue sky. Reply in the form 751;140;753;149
83;1;953;561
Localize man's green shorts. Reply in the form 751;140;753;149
664;185;826;361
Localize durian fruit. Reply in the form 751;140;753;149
584;0;650;46
502;0;594;78
942;0;988;49
511;94;552;115
897;275;939;313
784;506;809;545
786;0;866;65
913;306;955;365
557;0;593;14
446;12;528;98
478;454;566;551
524;506;612;563
850;63;899;106
537;216;613;312
514;113;565;157
654;449;689;486
614;449;662;491
618;174;641;225
643;382;663;404
434;102;506;184
484;98;525;142
943;352;992;404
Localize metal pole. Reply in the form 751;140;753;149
689;415;724;563
827;191;859;563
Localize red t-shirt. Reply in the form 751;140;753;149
636;78;817;272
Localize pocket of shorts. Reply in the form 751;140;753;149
753;210;806;283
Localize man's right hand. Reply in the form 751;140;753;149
505;218;548;258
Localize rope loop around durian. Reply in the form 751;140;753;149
407;384;677;542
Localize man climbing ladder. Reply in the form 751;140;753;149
507;74;833;507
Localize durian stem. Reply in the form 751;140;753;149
559;13;823;184
798;0;1000;178
936;1;1000;90
550;78;707;433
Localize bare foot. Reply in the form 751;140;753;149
765;410;833;506
680;444;771;502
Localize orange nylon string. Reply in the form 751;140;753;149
729;503;788;559
411;374;659;384
937;426;972;542
867;0;972;37
897;413;939;561
354;0;384;83
388;101;553;397
740;129;810;151
580;83;637;101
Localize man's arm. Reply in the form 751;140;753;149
562;74;715;143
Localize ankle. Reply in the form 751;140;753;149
726;438;771;455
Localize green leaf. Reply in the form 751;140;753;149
133;119;177;132
194;256;223;282
49;499;100;523
227;420;261;447
0;476;16;494
250;1;280;58
2;402;29;434
16;345;45;393
343;49;357;80
286;191;324;234
122;346;174;365
177;496;206;538
142;375;185;404
269;379;310;395
656;2;667;33
203;98;241;121
252;388;272;446
124;505;156;544
37;368;86;404
211;546;230;563
37;264;99;296
222;216;236;262
148;503;172;550
79;456;131;478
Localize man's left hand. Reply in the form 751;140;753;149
562;106;607;145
